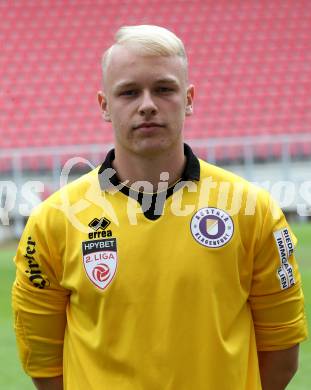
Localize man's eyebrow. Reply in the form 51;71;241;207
154;77;180;85
113;77;180;92
113;81;138;92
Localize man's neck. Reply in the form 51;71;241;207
112;144;186;189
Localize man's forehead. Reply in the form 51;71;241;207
108;44;183;67
113;76;180;90
104;45;187;87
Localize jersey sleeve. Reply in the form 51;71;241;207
12;204;70;377
249;193;308;351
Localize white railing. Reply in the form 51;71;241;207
1;134;310;229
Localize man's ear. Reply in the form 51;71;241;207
185;85;195;116
97;91;111;122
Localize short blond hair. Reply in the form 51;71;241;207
102;25;188;76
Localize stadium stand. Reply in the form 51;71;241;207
0;0;311;164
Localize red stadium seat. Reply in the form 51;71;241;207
1;0;310;168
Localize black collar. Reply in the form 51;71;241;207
98;144;200;220
98;143;200;191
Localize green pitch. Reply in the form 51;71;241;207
0;223;310;389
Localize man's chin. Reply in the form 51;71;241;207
132;139;173;157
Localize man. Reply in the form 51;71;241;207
13;25;307;390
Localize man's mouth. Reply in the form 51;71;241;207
134;122;164;130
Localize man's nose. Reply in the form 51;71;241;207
138;91;158;117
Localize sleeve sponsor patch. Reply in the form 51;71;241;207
273;228;295;290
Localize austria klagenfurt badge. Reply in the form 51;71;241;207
190;207;234;248
82;238;117;290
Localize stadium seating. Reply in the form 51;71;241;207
1;0;311;163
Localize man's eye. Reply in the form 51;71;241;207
120;90;137;96
156;87;174;93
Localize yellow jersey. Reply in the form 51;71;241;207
12;145;307;389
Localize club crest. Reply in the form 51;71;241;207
190;207;234;248
82;238;117;290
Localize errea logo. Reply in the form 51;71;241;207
89;217;110;231
88;217;112;239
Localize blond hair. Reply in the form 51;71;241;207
102;25;188;76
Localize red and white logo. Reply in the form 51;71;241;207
92;264;110;282
82;239;117;290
